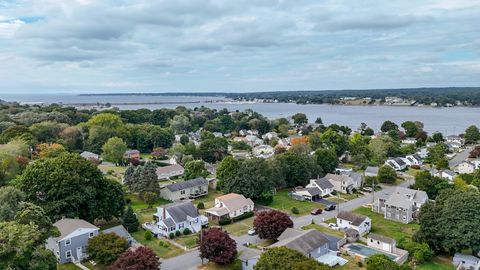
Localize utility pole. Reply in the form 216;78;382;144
371;178;375;211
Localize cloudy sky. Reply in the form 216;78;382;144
0;0;479;94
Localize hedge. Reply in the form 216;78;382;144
232;211;254;222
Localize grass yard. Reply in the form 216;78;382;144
267;189;324;216
353;206;419;242
198;260;242;270
194;189;224;211
98;164;126;183
82;261;104;270
127;193;170;224
302;223;345;238
58;263;82;270
174;233;199;249
222;217;254;236
417;256;454;270
132;230;184;258
336;192;362;201
337;256;365;270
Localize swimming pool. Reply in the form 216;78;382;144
346;244;398;260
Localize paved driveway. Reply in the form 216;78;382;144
313;197;337;205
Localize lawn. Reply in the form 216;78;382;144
267;189;324;216
353;206;419;242
222;217;254;236
131;230;184;258
198;260;241;270
337;256;365;270
302;223;345;238
98;164;126;183
127;193;170;224
417;256;454;270
58;263;82;270
174;233;199;249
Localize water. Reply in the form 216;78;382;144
2;94;479;134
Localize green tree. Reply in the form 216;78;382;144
377;165;397;184
465;125;480;144
431;132;444;143
0;186;25;221
102;137;127;165
319;128;348;156
401;121;419;137
425;144;448;169
413;171;449;199
122;205;139;233
86;113;126;152
368;136;398;165
36;142;67;159
366;254;399;270
199;137;228;163
14;202;58;241
314;148;338;174
275;151;319;187
180;134;189;145
87;233;129;266
380;121;398;133
254;247;329;270
17;153;125;222
170;115;191;134
184;160;208;179
29;121;67;143
216;156;240;190
292;113;308;125
130;162;159;198
58;126;84;150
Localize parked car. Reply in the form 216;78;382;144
328;223;340;230
311;208;323;215
362;187;373;192
324;204;336;211
247;228;257;236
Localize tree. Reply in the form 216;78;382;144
319;128;348;156
0;186;25;221
315;117;323;124
199;228;237;265
377;165;397;184
184;160;208;179
199;137;228;163
314;148;338;174
431;132;444;143
88;233;129;266
123;165;135;188
292;113;308;125
416;189;480;254
412;171;449;199
17;153;125;222
401;121;419;137
180;134;189;145
253;210;293;240
368;136;398;165
102;137;127;165
130;162;159;198
465;125;480;144
29;121;67;143
399;239;433;265
222;158;276;202
366;254;399;270
109;246;160;270
58;126;84;150
14;202;58;241
170;115;191;134
123;205;139;233
36;143;66;159
425;144;448;169
380;121;398;133
86;113;126;152
275;151;319;187
151;147;167;159
254;247;329;270
216;156;240;190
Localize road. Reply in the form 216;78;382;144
162;178;415;270
449;145;474;168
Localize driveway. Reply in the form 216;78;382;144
313;197;337;205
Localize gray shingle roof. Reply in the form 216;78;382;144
165;177;208;192
238;248;262;261
368;233;395;245
365;166;379;175
313;178;334;190
102;225;131;240
269;228;330;255
53;218;98;240
163;217;175;227
165;201;200;223
337;211;368;226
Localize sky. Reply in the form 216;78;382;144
0;0;479;94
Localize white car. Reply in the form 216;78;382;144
247;228;257;236
328;223;340;230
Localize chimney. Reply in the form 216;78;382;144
163;207;166;220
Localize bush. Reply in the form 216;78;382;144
219;218;232;226
169;232;175;239
144;230;153;241
159;241;169;248
410;164;421;170
291;207;299;214
357;261;363;267
183;228;192;235
232;211;254;222
107;170;114;175
175;230;181;237
197;202;205;209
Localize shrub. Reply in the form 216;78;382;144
410;164;421;170
144;230;153;241
197;202;205;209
169;232;175;239
357;261;363;267
175;230;181;237
232;211;254;222
183;228;192;235
291;207;299;214
158;241;169;248
107;170;114;175
219;218;232;226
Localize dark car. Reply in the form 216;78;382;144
324;204;336;211
311;208;323;215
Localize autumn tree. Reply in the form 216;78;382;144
199;228;237;265
88;233;129;266
109;246;160;270
253;210;293;240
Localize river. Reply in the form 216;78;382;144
2;94;479;134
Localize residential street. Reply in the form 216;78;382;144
161;179;414;270
449;145;474;168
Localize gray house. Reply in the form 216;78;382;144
239;248;262;270
373;187;428;224
102;225;137;246
364;166;379;178
159;177;209;201
453;253;480;270
45;218;99;264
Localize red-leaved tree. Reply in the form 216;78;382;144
254;210;293;240
108;246;160;270
199;228;237;265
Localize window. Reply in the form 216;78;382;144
179;223;184;229
65;239;71;246
180;190;186;195
170;226;175;231
89;232;94;238
65;250;71;258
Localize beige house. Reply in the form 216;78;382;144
159;177;208;201
205;193;254;221
156;164;184;180
367;234;396;253
321;173;354;194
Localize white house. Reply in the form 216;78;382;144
456;161;476;174
262;132;279;141
453;253;480;270
143;201;208;238
306;178;335;197
252;145;275;158
159;177;209;201
446;135;465;146
336;211;371;235
245;135;264;147
385;158;407;171
205;193;254;221
404;154;423;166
321;173;355;194
401;138;417;145
430;169;457;182
367;234;397;254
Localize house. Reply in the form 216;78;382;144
453;253;480;270
205;193;254;221
124;149;140;160
80;151;100;162
245;135;263;147
306;178;335;197
321;173;354;194
364;166;379;178
45;218;99;264
262;132;279;141
336;211;371;235
446;142;462;152
159;177;209;201
417;147;429;158
239;248;262;270
426;142;437;148
456;161;476;174
143;201;208;238
405;154;423;166
103;225;137;246
401;138;417;145
290;187;322;201
430;169;456;182
156;164;185;180
340;171;364;190
385;158;407;171
268;228;347;267
212;132;223;138
373;187;428;224
252;145;275;158
446;135;465;145
367;234;396;253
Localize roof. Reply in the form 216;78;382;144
368;233;396;245
80;151;99;159
162;217;176;227
53;218;98;240
163;201;200;223
216;193;254;211
156;164;184;175
313;178;334;190
322;173;351;184
124;149;140;155
385;187;428;208
394;158;406;166
295;187;321;197
269;228;330;255
365;166;379;175
442;169;456;176
165;177;208;192
454;253;480;263
336;211;368;226
341;171;363;183
102;225;131;239
238;248;261;261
